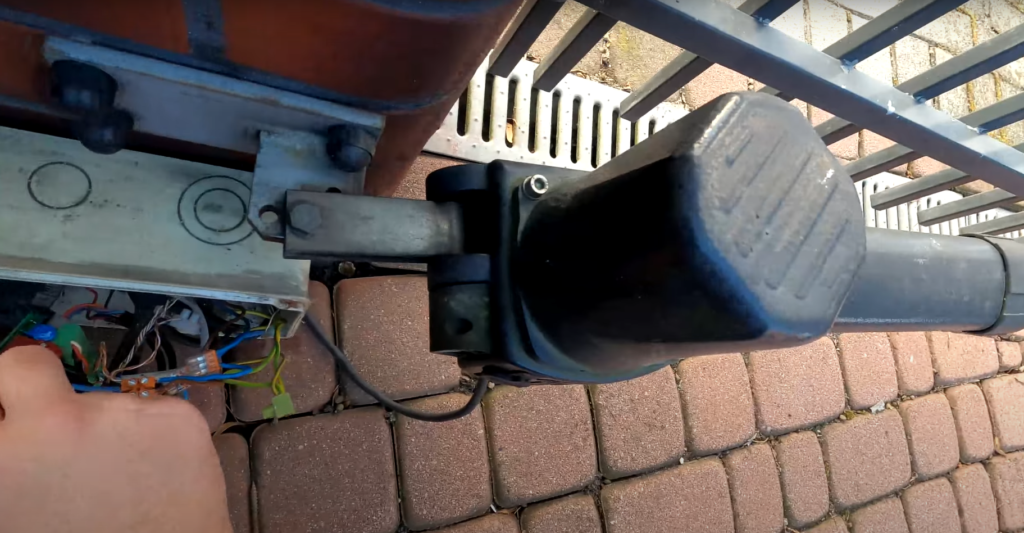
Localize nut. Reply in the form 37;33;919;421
522;175;549;199
289;203;322;236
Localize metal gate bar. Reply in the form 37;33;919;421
487;0;1024;220
532;9;617;91
618;0;798;121
758;0;965;102
961;211;1024;234
816;24;1024;145
489;0;565;77
918;189;1018;225
844;92;1024;181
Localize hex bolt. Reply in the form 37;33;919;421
289;203;323;236
522;175;549;199
326;125;378;173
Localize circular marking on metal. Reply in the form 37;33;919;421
177;175;254;246
27;162;92;209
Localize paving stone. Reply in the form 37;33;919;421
527;1;606;78
723;443;783;533
945;384;995;463
334;276;461;406
915;10;975;54
926;332;999;387
185;383;226;432
852;15;894;86
251;407;398;533
395;393;492;531
900;478;959;533
770;3;806;42
809;106;860;161
950;463;999;533
520;493;601;533
483;385;597;507
834;0;897;18
437;514;520;533
589;366;685;479
213;434;250;533
676;353;755;454
908;157;949;179
850;497;908;533
606;25;684;100
748;338;846;436
886;332;934;396
820;410;912;510
396;154;462;200
808;0;849;50
861;132;908;176
898;394;959;480
807;517;849;533
836;333;898;410
996;340;1022;371
935;49;972;118
981;374;1024;453
985;452;1024;531
773;431;830;529
684;64;749;110
600;459;734;533
228;281;337;421
894;36;932;87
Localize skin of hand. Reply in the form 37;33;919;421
0;345;232;533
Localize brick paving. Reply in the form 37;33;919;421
213;254;1024;533
204;2;1024;528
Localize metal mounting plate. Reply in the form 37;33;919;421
42;37;385;155
0;125;310;336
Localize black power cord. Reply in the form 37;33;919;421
304;315;489;422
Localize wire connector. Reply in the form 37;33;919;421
261;393;295;421
184;350;222;377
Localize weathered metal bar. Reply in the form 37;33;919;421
489;0;565;77
532;9;617;92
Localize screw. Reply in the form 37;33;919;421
289;203;322;236
522;175;549;199
141;377;149;384
338;261;357;277
140;391;149;398
128;379;137;386
326;125;377;172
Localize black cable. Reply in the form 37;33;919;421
304;315;489;422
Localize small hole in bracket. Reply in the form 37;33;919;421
259;205;279;225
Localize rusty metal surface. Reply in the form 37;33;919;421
0;0;520;197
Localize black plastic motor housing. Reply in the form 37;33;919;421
427;92;867;384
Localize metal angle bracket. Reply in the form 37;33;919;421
250;131;366;242
41;37;385;156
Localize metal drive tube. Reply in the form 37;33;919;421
834;228;1005;332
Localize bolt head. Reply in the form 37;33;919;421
128;379;137;386
141;377;149;384
522;175;549;199
289;203;323;235
140;391;149;398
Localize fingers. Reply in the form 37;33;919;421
0;346;73;418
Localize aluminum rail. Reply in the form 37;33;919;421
575;0;1024;197
917;189;1018;226
532;9;616;92
959;211;1024;235
618;0;798;121
871;141;1024;210
817;24;1024;145
489;0;565;77
759;0;966;102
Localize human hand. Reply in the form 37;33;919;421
0;345;232;533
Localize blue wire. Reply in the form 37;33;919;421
215;330;263;357
66;308;125;319
72;383;120;393
181;389;190;401
157;365;255;384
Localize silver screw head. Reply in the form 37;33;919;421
128;379;137;386
522;175;549;199
141;377;149;384
140;391;149;398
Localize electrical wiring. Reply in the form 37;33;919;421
63;303;125;319
303;315;490;422
215;330;264;357
72;383;119;393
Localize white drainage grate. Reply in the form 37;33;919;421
424;57;687;170
425;57;1020;238
856;173;1020;238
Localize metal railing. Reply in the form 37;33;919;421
487;0;1024;238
